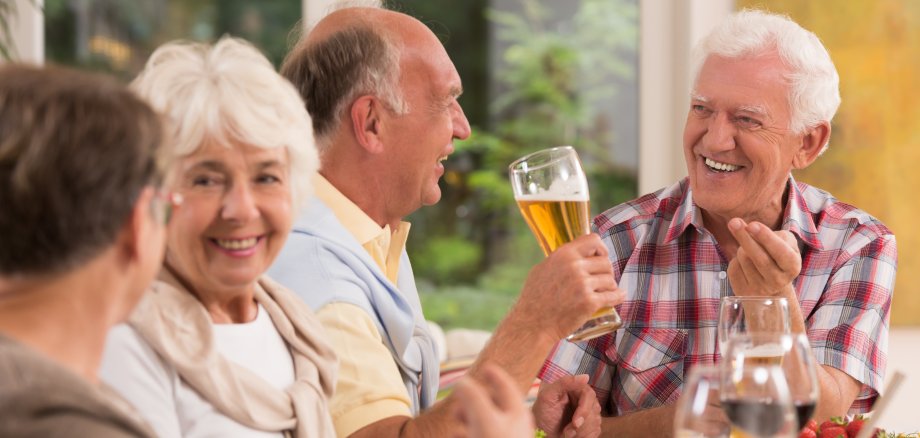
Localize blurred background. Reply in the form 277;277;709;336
2;0;916;330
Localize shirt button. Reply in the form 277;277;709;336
718;271;727;280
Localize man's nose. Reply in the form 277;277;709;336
452;102;471;140
702;112;736;152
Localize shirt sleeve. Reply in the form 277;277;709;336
807;232;897;413
98;324;184;438
317;302;412;437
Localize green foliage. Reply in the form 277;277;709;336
412;237;482;285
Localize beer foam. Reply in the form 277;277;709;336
515;192;589;202
744;343;785;358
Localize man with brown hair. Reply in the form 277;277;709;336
0;64;174;437
269;3;625;437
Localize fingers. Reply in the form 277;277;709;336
451;376;493;426
558;233;609;258
480;364;522;412
728;218;802;285
562;376;601;438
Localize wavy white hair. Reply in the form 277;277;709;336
131;36;319;211
690;10;841;152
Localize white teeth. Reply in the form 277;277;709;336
215;237;258;250
705;157;740;172
438;156;448;163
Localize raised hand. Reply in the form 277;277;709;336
533;374;601;438
726;218;801;297
451;364;536;438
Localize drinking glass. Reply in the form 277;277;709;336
674;365;731;438
719;364;797;438
508;146;621;341
717;296;790;356
723;333;819;432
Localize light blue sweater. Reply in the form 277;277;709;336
268;197;439;414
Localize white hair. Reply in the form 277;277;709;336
131;36;319;211
689;9;841;152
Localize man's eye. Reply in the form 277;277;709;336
692;104;711;115
736;116;762;128
256;174;282;184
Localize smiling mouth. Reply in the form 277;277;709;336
213;237;260;251
704;157;741;173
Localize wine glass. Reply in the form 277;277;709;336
674;365;731;438
508;146;622;341
724;332;819;432
719;363;797;438
717;296;790;356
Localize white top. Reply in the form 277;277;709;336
99;304;296;438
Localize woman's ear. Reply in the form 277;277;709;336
792;121;831;169
350;95;386;154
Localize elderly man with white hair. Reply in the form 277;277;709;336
541;9;896;436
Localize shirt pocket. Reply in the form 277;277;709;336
606;327;688;413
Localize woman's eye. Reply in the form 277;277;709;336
191;175;222;187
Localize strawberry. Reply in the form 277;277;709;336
819;425;847;438
799;427;818;438
806;419;819;431
820;417;846;429
845;416;865;437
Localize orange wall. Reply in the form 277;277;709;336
737;0;920;325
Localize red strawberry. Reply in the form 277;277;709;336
799;427;817;438
845;416;865;437
819;425;847;438
806;419;819;431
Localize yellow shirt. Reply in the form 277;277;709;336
312;175;414;437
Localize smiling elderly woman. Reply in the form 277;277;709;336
98;37;335;438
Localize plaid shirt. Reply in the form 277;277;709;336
540;176;896;416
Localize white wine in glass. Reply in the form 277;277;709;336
509;146;622;342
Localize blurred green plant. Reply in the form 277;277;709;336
407;0;638;331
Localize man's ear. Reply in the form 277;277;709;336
350;95;386;154
792;121;830;169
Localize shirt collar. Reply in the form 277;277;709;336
664;175;823;250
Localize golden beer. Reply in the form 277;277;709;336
741;344;784;367
516;198;590;255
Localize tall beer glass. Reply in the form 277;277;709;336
509;146;622;341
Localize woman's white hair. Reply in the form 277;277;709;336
689;9;841;152
131;36;319;211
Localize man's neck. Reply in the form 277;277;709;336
0;258;124;383
320;168;403;231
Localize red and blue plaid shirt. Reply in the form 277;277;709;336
540;177;896;416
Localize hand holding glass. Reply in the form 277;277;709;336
508;146;621;341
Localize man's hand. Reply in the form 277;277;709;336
726;218;801;297
533;375;601;438
450;364;535;438
516;233;625;340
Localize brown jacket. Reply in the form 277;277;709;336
0;335;155;437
